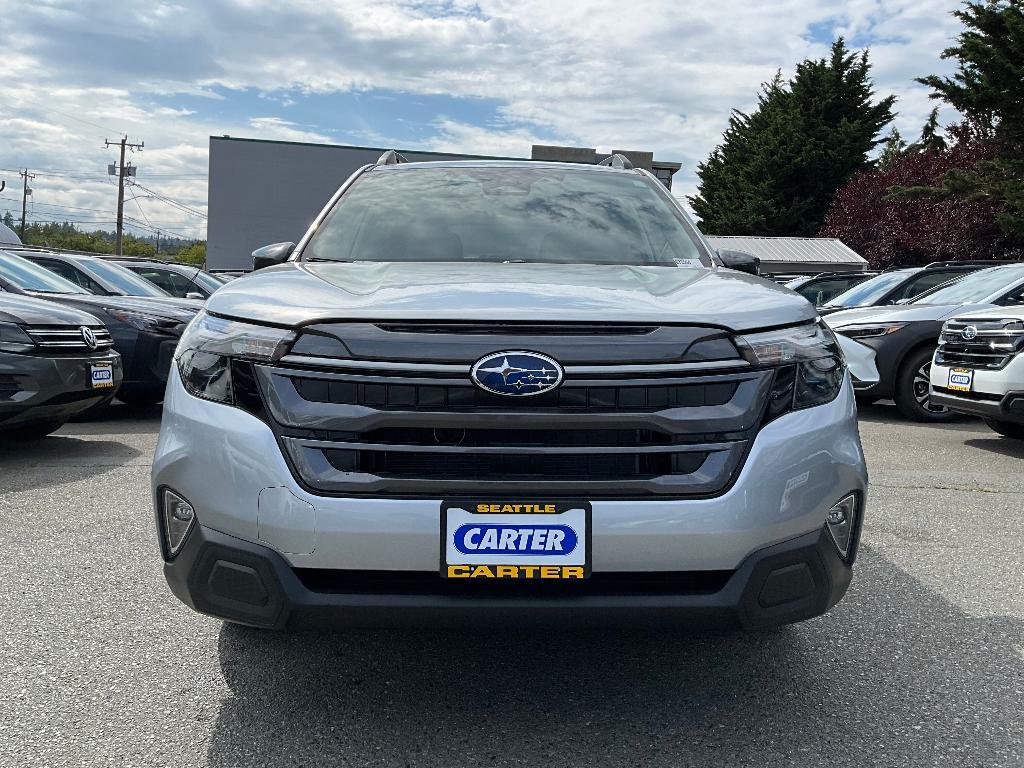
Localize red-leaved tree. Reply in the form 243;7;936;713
819;123;1018;269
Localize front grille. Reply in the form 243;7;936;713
936;317;1024;370
25;325;114;354
293;568;734;596
252;322;771;499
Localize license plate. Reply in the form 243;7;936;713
947;367;973;393
90;363;114;389
441;500;591;580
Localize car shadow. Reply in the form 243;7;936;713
0;433;143;493
855;401;975;429
964;437;1024;459
206;547;1024;766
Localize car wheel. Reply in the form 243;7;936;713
4;420;67;440
894;346;958;423
983;418;1024;440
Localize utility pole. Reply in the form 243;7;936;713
105;136;143;255
155;229;161;256
19;169;35;239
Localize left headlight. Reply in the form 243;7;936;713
0;322;36;353
176;310;295;405
832;322;907;340
734;321;845;414
104;308;188;333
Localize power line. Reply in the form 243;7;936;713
128;181;207;219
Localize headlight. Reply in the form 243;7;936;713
0;322;36;353
176;310;295;405
833;322;906;339
104;308;187;333
735;321;845;414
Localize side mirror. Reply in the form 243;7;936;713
716;249;760;276
185;291;205;301
252;242;294;271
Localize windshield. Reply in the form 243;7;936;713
79;258;172;297
784;277;811;289
911;265;1024;305
825;271;912;307
303;167;711;267
191;269;223;293
0;253;89;294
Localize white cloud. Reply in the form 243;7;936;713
0;0;965;236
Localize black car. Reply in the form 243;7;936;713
0;293;123;438
784;272;879;307
826;264;1024;421
0;250;200;406
11;249;178;299
105;257;223;299
817;262;1005;316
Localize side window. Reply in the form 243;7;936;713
798;278;854;306
131;267;188;297
997;285;1024;306
890;270;962;302
35;259;106;294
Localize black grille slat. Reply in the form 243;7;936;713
938;318;1024;370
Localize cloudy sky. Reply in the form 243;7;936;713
0;0;964;240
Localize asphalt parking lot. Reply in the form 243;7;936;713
2;403;1023;767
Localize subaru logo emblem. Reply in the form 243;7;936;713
80;326;99;350
961;325;978;341
471;351;564;397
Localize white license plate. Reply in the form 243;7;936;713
90;363;114;389
947;367;973;393
441;501;590;580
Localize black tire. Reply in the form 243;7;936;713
894;346;958;422
116;388;164;407
3;420;66;440
983;418;1024;440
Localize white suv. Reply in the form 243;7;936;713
930;306;1024;439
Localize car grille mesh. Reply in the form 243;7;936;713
24;325;114;354
936;317;1024;370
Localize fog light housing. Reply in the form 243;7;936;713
161;488;197;559
825;494;860;563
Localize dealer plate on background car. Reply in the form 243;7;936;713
947;367;973;393
441;500;591;580
90;363;114;389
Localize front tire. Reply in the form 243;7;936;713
894;346;958;423
984;418;1024;440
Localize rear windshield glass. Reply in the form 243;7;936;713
825;271;910;307
911;265;1024;305
80;258;171;297
303;167;711;267
0;254;88;294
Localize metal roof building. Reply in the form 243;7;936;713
706;236;867;276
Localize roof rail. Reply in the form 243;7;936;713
376;149;409;166
597;153;633;170
923;259;1020;269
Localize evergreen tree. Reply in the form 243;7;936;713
915;0;1024;242
2;211;14;229
690;39;895;236
878;127;908;169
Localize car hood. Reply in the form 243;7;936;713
944;305;1024;322
31;292;200;322
206;262;816;332
824;302;997;328
0;293;104;326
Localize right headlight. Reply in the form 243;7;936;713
734;321;845;414
175;310;295;406
0;322;36;353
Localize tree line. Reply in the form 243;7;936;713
1;213;206;266
691;0;1024;268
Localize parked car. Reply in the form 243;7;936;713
153;155;868;632
784;272;879;307
0;251;200;406
104;257;223;299
0;293;122;439
12;249;178;299
826;263;1024;421
817;262;1008;316
930;306;1024;439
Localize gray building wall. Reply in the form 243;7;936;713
206;137;521;270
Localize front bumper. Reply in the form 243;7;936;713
0;350;122;428
930;360;1024;425
164;522;853;630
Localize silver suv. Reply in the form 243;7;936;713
152;156;867;630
